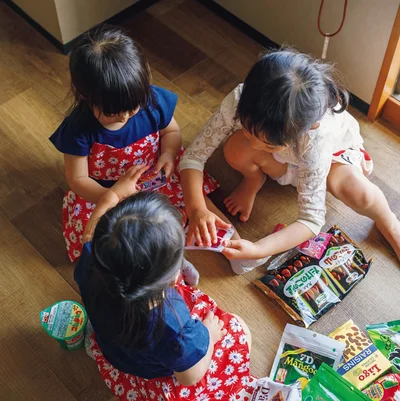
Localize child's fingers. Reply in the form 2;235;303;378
129;165;149;181
164;163;174;179
194;227;203;247
221;247;241;260
207;220;218;244
200;222;212;247
215;216;231;230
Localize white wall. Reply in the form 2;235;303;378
12;0;139;45
13;0;62;41
214;0;399;104
55;0;140;44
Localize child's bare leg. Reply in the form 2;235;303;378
223;131;266;222
223;130;287;222
328;164;400;259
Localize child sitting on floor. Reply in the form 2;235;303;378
50;25;267;276
75;165;256;401
180;49;400;263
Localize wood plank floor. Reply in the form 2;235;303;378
0;1;399;400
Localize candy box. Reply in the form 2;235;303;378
138;168;166;192
329;320;392;390
250;377;301;401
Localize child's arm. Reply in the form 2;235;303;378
180;89;239;246
222;222;314;260
154;117;181;178
173;310;227;386
82;165;148;244
65;154;109;204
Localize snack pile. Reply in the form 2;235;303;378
248;321;400;401
246;226;400;401
254;226;372;327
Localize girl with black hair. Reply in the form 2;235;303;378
49;26;218;278
75;164;256;401
180;49;400;262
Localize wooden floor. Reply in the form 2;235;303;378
1;1;400;400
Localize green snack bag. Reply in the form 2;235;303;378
302;363;370;401
367;320;400;373
270;324;345;390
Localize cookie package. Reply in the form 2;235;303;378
270;324;345;390
254;226;372;327
329;320;392;390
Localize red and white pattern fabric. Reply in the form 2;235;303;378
62;132;218;261
90;281;257;401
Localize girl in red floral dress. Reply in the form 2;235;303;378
49;26;218;270
75;166;257;401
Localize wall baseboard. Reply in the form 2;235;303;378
196;0;370;115
4;0;159;54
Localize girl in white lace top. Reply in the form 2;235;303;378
179;50;400;263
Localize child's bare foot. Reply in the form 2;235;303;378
223;175;266;222
376;214;400;260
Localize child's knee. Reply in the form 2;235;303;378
223;131;255;171
341;174;375;210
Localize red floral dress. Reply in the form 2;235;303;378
90;281;257;401
63;132;218;261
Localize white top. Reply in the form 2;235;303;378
179;84;364;235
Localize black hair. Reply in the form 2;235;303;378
87;192;185;350
69;25;156;116
236;48;349;146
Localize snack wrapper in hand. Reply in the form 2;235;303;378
363;374;400;401
138;168;167;192
367;320;400;373
329;320;392;390
254;226;371;327
250;377;301;401
270;324;345;390
178;208;235;252
302;363;370;401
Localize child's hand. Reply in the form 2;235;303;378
110;165;149;201
187;208;231;247
222;239;265;260
202;311;227;345
154;152;175;179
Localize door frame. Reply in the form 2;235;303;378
368;5;400;124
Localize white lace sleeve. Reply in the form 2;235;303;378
179;85;242;172
296;130;333;235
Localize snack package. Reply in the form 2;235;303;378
179;208;235;252
250;377;301;401
329;320;392;390
363;374;400;401
296;232;332;259
302;363;370;401
254;226;371;327
367;320;400;373
270;324;345;390
272;224;332;259
138;168;167;192
319;226;372;296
